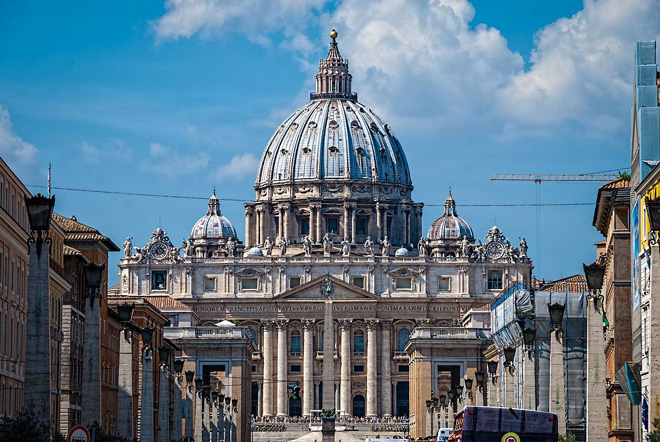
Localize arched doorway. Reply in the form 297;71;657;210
289;397;302;417
353;395;366;417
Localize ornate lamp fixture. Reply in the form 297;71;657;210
548;302;566;339
583;262;606;303
646;197;660;244
487;360;498;385
158;347;171;368
174;359;185;383
522;327;536;359
141;328;154;351
195;378;203;393
474;371;485;392
504;347;516;373
25;194;55;256
212;390;218;403
464;378;474;399
83;262;105;307
117;303;135;337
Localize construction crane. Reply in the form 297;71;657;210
491;173;620;182
490;171;623;279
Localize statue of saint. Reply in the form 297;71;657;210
226;237;236;257
264;237;274;256
418;237;427;257
278;237;287;256
341;236;351;257
123;237;132;258
382;236;391;257
323;232;333;254
520;237;528;257
303;236;313;257
460;236;470;258
364;236;374;256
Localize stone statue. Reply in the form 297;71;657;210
134;247;146;263
341;236;351;257
123;237;132;258
382;236;391;257
303;236;313;257
226;237;236;257
323;232;333;254
264;237;274;256
418;237;426;257
520;237;528;257
460;235;471;258
171;246;183;263
364;236;374;256
278;237;287;256
183;238;194;257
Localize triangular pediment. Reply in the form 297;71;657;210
274;275;378;301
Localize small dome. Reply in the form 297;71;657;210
246;246;264;256
395;247;410;256
215;320;235;328
427;190;474;241
191;190;238;240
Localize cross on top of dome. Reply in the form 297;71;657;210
207;189;222;216
311;29;357;101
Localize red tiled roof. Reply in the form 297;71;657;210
600;178;630;190
52;213;119;251
63;245;88;261
538;274;587;292
144;296;193;311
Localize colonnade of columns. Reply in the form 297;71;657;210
245;202;421;247
260;318;395;417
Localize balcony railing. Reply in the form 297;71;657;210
163;326;248;340
409;327;489;340
315;351;339;361
393;351;408;360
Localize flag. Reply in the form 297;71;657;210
602;311;610;328
642;397;649;430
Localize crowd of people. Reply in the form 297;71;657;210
251;415;409;424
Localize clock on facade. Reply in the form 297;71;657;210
151;243;168;259
486;241;504;259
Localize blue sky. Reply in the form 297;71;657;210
1;0;659;285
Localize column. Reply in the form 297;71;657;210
523;351;536;410
257;382;262;417
376;204;382;242
549;330;566;434
81;299;101;426
339;319;352;416
392;382;398;416
586;295;608;441
343;204;349;238
283;205;290;240
366;319;378;417
141;350;154;442
202;396;210;442
118;329;134;439
302;320;315;417
381;320;392;417
218;400;225;442
245;208;252;247
351;207;357;243
309;206;316;243
256;210;261;245
316;206;323;244
276;320;289;416
209;399;216;442
504;352;515;408
322;299;335;410
278;207;284;240
262;321;273;417
185;389;194;438
158;369;170;442
173;380;183;442
405;210;410;245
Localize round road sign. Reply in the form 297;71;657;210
67;425;91;442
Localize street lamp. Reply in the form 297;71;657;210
117;302;135;325
158;347;171;368
474;371;485;392
439;394;449;428
455;384;464;403
174;359;185;383
426;393;439;438
504;347;516;373
25;194;55;256
548;302;565;341
488;360;498;385
141;328;154;350
583;262;606;303
522;327;536;359
83;262;105;307
464;378;473;400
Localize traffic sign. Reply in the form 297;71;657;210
67;425;91;442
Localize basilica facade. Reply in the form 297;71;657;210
117;31;532;421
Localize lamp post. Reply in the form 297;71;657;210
548;301;566;433
24;194;56;434
141;328;156;442
439;394;449;428
117;301;136;439
583;261;608;442
426;393;439;438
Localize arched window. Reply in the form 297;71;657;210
353;331;364;353
397;328;410;352
291;330;301;353
353;395;366;417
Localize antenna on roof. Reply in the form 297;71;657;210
47;163;51;197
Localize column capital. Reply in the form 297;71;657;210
338;318;353;330
261;319;276;329
365;318;379;330
301;319;316;330
275;319;289;330
379;319;393;328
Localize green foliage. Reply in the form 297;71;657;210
558;432;576;442
0;409;61;442
617;171;631;181
649;417;660;440
86;421;136;442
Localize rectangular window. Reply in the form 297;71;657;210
356;217;368;235
488;270;503;290
151;271;166;290
326;217;339;234
0;250;3;286
252;365;256;373
353;334;364;353
290;364;301;373
166;315;179;327
300;218;310;235
291;335;301;353
352;276;365;289
353;365;364;373
395;277;412;290
242;278;258;290
290;277;301;288
398;365;410;373
203;277;216;291
438;277;451;291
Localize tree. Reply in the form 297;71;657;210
86;421;136;442
0;410;64;442
558;433;576;442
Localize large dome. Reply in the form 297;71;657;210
191;191;238;240
427;191;474;241
255;30;412;190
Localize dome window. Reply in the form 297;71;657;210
281;149;288;155
302;147;311;154
290;123;299;130
350;120;360;129
328;146;339;154
329;120;339;130
308;121;317;129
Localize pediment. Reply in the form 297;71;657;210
274;275;378;301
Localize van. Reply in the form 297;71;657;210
437;427;453;441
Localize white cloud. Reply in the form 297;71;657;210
81;141;102;163
141;142;210;176
0;104;38;168
82;139;133;164
496;0;660;132
215;152;259;182
153;0;326;56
